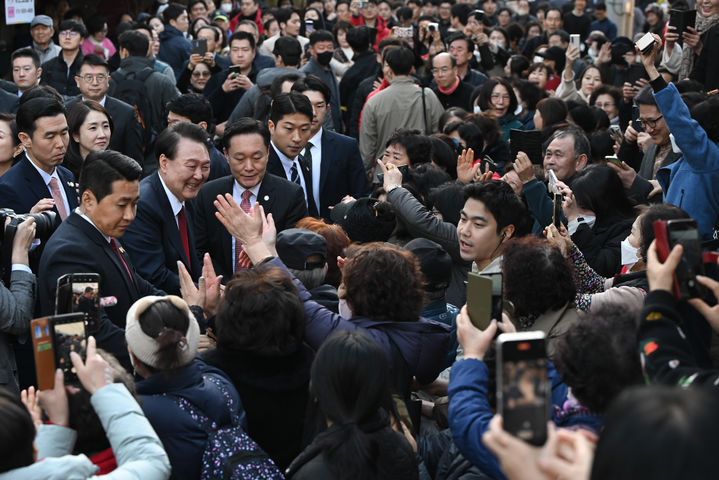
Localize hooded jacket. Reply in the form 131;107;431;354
158;24;193;80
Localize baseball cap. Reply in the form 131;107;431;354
405;238;452;291
276;228;327;270
31;15;53;28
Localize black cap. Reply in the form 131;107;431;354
405;238;452;292
331;197;396;243
276;228;327;270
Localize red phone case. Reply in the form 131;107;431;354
653;220;681;298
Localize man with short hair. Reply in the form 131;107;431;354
30;15;61;65
266;92;317;216
40;19;87;97
166;93;231;181
11;48;42;97
204;31;257;123
521;7;563;57
430;53;474;110
194;118;308;278
259;7;309;56
590;3;618;41
350;0;390;45
188;0;209;22
339;26;379;117
66;54;144;164
446;33;488;88
230;0;264;35
301;30;342;132
235;20;276;70
133;23;177;84
563;0;591;41
0;98;77;221
291;75;370;219
359;46;444;176
122;123;210;294
158;2;193;79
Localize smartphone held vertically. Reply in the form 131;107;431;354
56;273;101;333
31;313;87;389
569;34;580;50
653;219;706;299
191;38;208;55
497;331;549;446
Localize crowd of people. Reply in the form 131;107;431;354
0;0;718;478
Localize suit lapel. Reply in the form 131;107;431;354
150;174;189;267
267;146;285;179
57;168;79;209
319;131;332;195
20;156;53;207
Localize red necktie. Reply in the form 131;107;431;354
177;206;191;269
234;190;253;272
110;238;133;282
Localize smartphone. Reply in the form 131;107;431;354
486;272;503;321
632;105;643;133
191;38;208;55
31;316;55;390
397;26;413;38
305;20;315;34
653;219;706;299
569;34;580;50
497;331;549;446
229;65;242;78
376;164;409;184
552;193;563;229
466;272;492;330
52;313;87;387
635;32;656;55
56;273;100;333
608;125;623;143
547;169;559;194
669;9;696;44
357;1;369;8
605;155;627;170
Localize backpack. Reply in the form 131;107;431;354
110;67;157;153
172;373;285;480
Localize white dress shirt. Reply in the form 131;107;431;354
307;128;322;215
158;173;185;228
270;141;309;208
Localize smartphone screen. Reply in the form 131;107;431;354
497;332;549;446
192;38;208;55
466;272;492;330
667;220;705;298
56;274;100;333
51;313;87;387
305;20;314;34
485;272;503;321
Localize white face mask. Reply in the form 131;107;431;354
473;105;481;114
221;2;233;12
621;238;640;268
338;298;353;319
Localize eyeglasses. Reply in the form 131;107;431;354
59;30;80;38
192;71;211;78
77;74;108;82
431;66;453;74
636;115;663;129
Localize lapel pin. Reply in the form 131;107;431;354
264;195;269;201
119;247;126;254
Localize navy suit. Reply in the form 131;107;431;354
267;145;318;217
0;154;78;218
122;172;202;295
38;213;165;366
66;95;145;164
0;88;18;114
194;173;308;279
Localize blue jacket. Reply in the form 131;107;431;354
654;81;719;240
158;25;193;80
448;358;601;480
136;359;246;480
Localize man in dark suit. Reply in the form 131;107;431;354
291;76;371;219
0;98;77;220
0;88;18;114
265;91;318;217
194;118;307;279
122;123;209;295
38;151;164;362
66;54;145;164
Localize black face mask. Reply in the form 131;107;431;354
317;51;333;66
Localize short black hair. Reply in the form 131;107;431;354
119;30;150;57
386;129;433;166
163;3;187;24
346;26;374;51
222;118;270;150
58;19;88;38
229;30;256;50
276;6;300;25
446;31;473;52
18;86;64;106
385;46;415;76
79;54;110;72
197;25;220;42
155;122;209;160
450;3;472;24
544;126;591;159
16;98;65;137
462;180;532;236
79;150;142;203
86;14;108;36
273;36;302;67
11;47;40;69
633;85;657;107
0;389;36;473
308;29;334;46
691;96;719;143
270;91;314;125
547;29;569;44
291;74;331;103
166;93;214;126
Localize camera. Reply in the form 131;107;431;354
0;208;58;284
427;22;439;32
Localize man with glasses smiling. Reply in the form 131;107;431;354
40;20;87;97
66;55;144;164
430;52;474;110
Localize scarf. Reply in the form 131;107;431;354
679;10;719;80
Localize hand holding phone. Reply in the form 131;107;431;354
651;219;706;299
456;304;498;361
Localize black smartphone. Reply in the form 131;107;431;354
377;164;409;185
552;193;563;229
51;313;87;387
497;331;549;446
191;38;208;55
56;273;101;333
485;272;503;322
654;219;706;299
466;272;492;330
669;9;696;44
632;105;643;133
229;65;242;78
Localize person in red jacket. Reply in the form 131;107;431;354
229;0;264;35
350;0;389;46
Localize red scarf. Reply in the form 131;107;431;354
438;76;461;95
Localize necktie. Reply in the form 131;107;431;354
110;238;133;282
177;206;191;270
302;141;313;173
48;177;68;220
234;190;253;272
290;162;301;185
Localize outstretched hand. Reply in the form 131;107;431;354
70;336;112;395
456;148;480;183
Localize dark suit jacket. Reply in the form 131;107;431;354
122;172;202;295
267;146;318;217
0;88;18;114
65;95;145;164
193;173;308;279
0;154;78;218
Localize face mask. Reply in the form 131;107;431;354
338;298;353;319
221;3;233;12
621;238;640;268
514;104;523;116
517;8;529;15
588;47;597;58
316;50;333;66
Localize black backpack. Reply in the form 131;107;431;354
111;67;157;153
